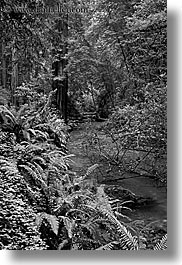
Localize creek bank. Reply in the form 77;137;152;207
68;122;167;225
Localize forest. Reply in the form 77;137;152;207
0;0;167;250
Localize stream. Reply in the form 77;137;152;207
68;122;167;225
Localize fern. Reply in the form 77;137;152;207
25;143;44;154
154;234;167;250
101;210;138;250
61;216;75;239
48;151;69;171
31;156;47;168
96;241;119;250
0;105;16;130
33;129;49;141
26;161;47;182
49;150;67;157
36;213;59;235
0;105;16;123
18;164;48;194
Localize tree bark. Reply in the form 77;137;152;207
1;40;6;89
52;14;68;124
11;38;18;106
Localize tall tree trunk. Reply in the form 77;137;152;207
52;14;68;124
11;38;18;106
2;40;6;90
61;15;68;124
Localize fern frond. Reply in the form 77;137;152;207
62;154;75;159
154;234;167;250
36;213;59;235
80;204;99;215
49;156;68;171
62;154;75;165
27;128;37;136
18;164;48;194
49;150;67;157
25;143;44;154
31;156;47;167
112;201;133;212
24;182;39;200
61;216;75;239
26;161;47;182
0;105;16;124
34;129;49;140
114;211;132;221
19;141;30;146
101;210;138;250
96;241;119;250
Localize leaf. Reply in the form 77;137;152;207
18;164;48;194
61;217;74;239
154;234;167;250
36;213;59;235
96;241;119;250
101;210;139;250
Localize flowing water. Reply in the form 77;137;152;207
68;123;167;224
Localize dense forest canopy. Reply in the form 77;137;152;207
0;0;167;250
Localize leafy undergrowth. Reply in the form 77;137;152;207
82;83;167;188
0;105;167;250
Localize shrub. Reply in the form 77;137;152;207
83;83;167;184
